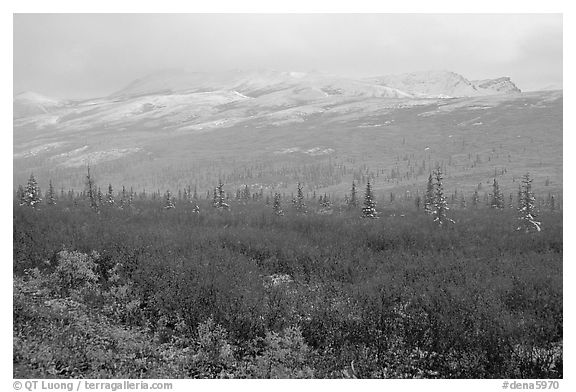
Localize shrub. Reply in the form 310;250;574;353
51;250;100;297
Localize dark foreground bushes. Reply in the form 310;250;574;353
13;200;563;378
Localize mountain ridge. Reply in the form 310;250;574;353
109;69;521;101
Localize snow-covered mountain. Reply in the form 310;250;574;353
471;77;521;95
111;69;414;100
366;70;521;98
13;92;65;119
13;69;526;134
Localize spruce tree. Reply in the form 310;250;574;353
85;165;98;211
128;187;134;207
432;167;454;225
97;187;103;207
517;173;541;232
242;185;251;201
46;180;56;206
213;179;230;210
273;192;284;216
490;178;504;209
424;173;434;214
106;184;115;206
362;180;378;218
164;190;176;209
119;186;127;209
348;181;358;208
22;173;42;207
212;188;218;207
292;182;307;213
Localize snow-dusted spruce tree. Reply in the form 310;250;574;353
292;183;307;213
97;187;103;207
164;190;176;209
319;193;333;214
106;184;115;207
273;192;284;216
362;180;378;218
432;167;454;225
22;173;42;207
85;165;98;211
213;180;230;210
128;187;134;207
321;193;331;208
348;181;359;208
242;185;251;201
46;179;56;206
490;178;505;209
517;173;541;232
119;186;127;209
424;173;434;214
212;187;218;207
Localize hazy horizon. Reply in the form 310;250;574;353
14;14;562;99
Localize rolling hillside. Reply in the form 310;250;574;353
13;70;562;200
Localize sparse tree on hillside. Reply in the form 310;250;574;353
319;193;333;214
348;181;358;208
106;184;115;206
164;190;176;210
292;183;307;213
424;174;434;215
119;186;127;209
213;180;230;210
22;173;42;207
432;167;454;225
517;173;541;232
46;180;56;206
242;185;251;201
362;180;378;219
273;193;284;216
490;178;505;209
85;165;98;211
97;187;103;207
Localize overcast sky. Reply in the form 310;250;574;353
14;13;562;99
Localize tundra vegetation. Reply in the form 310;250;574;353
13;172;562;379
